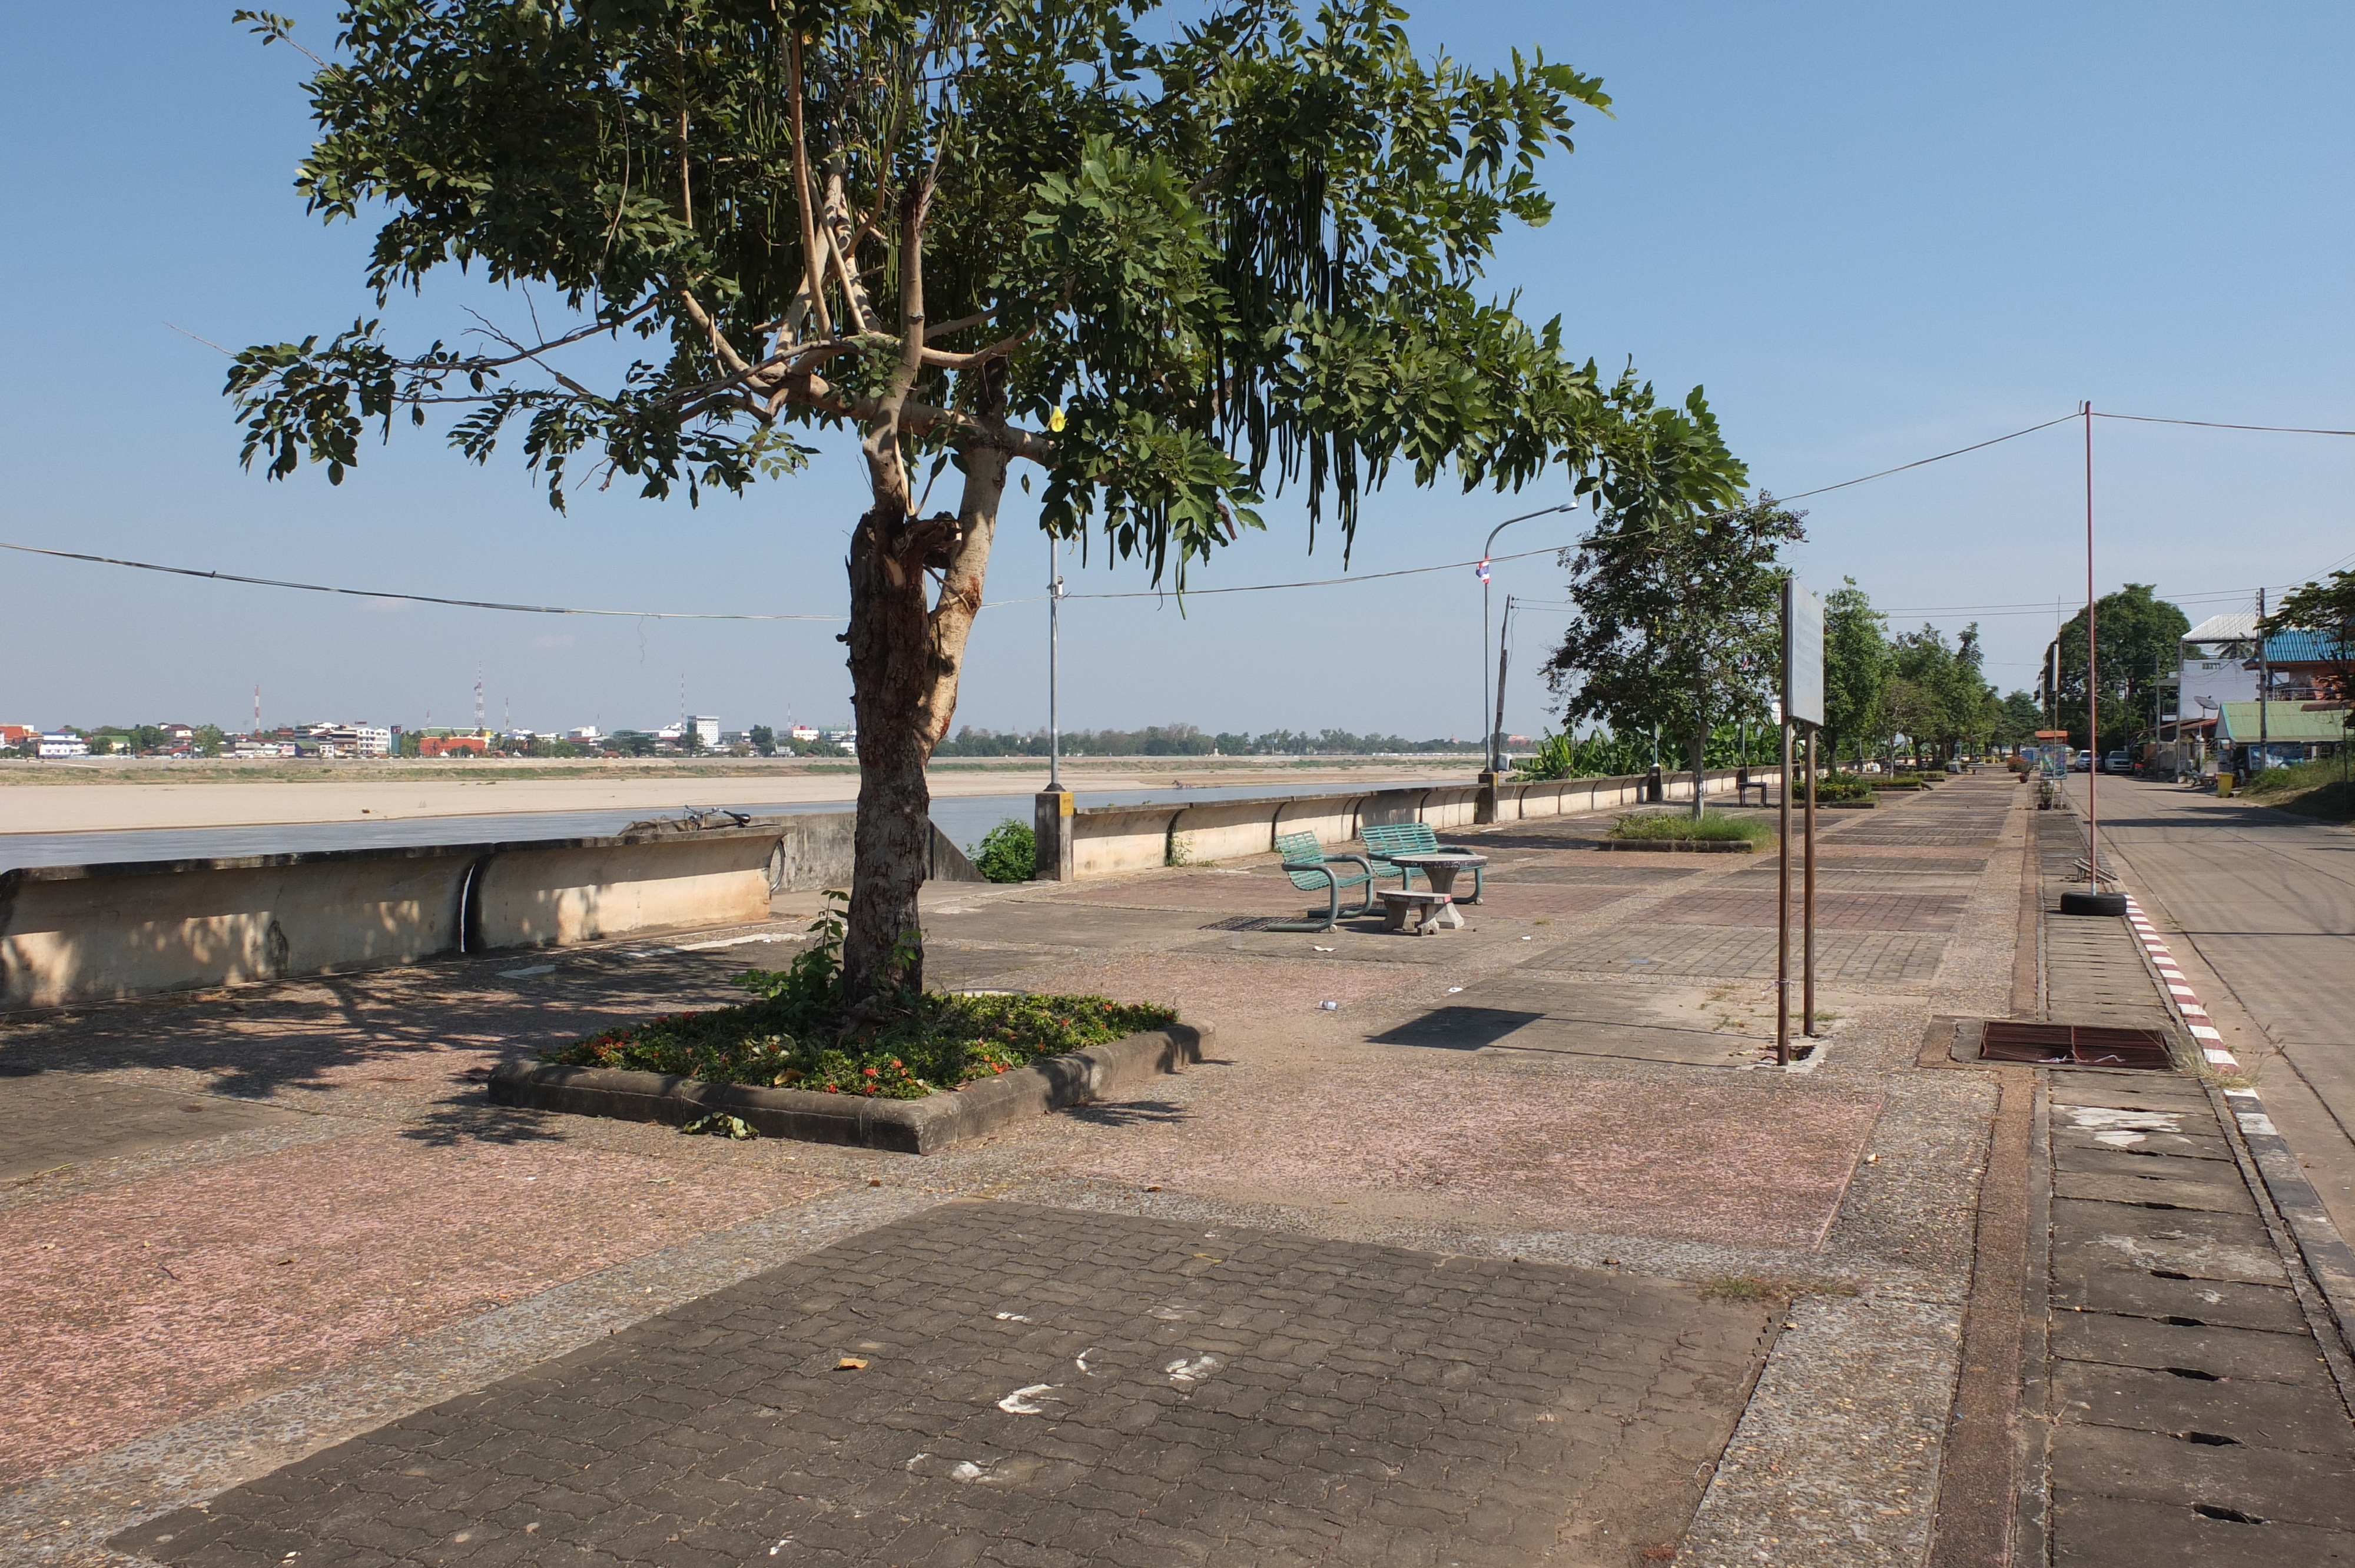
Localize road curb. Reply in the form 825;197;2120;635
487;1022;1209;1155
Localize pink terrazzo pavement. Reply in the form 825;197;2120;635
1081;1062;1884;1251
0;1129;828;1487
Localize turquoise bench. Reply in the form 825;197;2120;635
1271;829;1376;931
1359;822;1485;903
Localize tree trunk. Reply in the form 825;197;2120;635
841;404;1012;1002
1689;721;1709;822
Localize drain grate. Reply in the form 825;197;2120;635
1980;1020;2174;1070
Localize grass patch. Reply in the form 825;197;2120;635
540;898;1175;1098
2241;756;2353;822
1607;810;1773;844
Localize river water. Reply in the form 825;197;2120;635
0;777;1450;872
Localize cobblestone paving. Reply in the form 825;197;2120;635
120;1201;1775;1568
1644;888;1966;932
1523;922;1951;984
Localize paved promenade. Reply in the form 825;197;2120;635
5;772;2345;1565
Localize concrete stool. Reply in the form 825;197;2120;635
1378;889;1458;934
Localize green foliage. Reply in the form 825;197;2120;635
1512;728;1647;780
222;0;1673;576
1543;489;1803;806
541;891;1174;1094
973;819;1036;883
1815;772;1875;802
748;725;776;756
1607;809;1772;843
1822;580;1890;768
2051;584;2190;753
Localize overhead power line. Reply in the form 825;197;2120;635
0;540;845;621
6;401;2338;619
2094;411;2355;437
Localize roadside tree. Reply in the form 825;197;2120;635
226;0;1720;1004
2052;584;2188;754
2261;566;2355;783
748;725;777;757
1822;579;1889;770
1542;481;1803;820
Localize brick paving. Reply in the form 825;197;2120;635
2;770;2210;1568
1522;922;1951;983
1644;887;1966;932
118;1201;1774;1568
1;1127;821;1489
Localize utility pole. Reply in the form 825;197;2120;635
2257;587;2270;771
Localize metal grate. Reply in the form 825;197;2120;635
1979;1020;2174;1071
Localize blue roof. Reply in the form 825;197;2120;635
2265;630;2350;664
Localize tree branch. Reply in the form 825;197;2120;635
783;31;834;340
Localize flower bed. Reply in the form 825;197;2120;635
539;899;1173;1098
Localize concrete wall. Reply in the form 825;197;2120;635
0;813;981;1012
1069;769;1746;878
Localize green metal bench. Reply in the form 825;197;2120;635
1359;822;1485;903
1271;829;1376;931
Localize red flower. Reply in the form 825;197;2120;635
863;1066;879;1077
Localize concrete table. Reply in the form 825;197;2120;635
1388;850;1488;905
1384;851;1488;931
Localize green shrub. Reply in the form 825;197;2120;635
540;895;1174;1097
1816;772;1875;802
1607;810;1773;843
973;819;1036;882
2243;755;2353;821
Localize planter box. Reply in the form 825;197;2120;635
1596;837;1764;854
1819;799;1879;810
489;1022;1208;1155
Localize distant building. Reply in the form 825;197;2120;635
789;725;820;743
692;715;721;749
305;722;393;758
0;724;37;748
420;734;488;757
37;733;89;759
566;725;603;744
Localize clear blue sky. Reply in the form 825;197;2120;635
3;2;2348;740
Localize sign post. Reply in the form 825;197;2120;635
1779;580;1825;1065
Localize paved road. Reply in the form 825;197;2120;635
2075;774;2355;1237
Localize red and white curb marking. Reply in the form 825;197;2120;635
2119;894;2238;1071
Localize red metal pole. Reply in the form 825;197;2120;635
2084;401;2099;885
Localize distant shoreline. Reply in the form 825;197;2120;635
0;755;1479;836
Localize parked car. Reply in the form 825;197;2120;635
2103;751;2131;773
2071;752;2092;772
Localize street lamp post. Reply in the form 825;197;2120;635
1479;500;1581;774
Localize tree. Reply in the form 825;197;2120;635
1542;485;1803;820
2262;567;2355;782
1995;689;2044;748
226;0;1713;1002
1822;579;1889;770
2051;584;2188;754
2261;568;2355;704
748;724;777;756
195;724;227;758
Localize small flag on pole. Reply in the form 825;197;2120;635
1475;558;1491;584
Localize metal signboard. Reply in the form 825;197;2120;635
1783;579;1825;730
